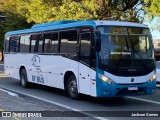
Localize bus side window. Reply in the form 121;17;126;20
44;33;51;53
60;31;68;54
38;34;43;53
44;32;58;53
31;34;42;53
80;33;91;65
10;36;19;52
60;30;77;54
5;36;10;52
68;30;78;54
31;35;37;53
20;35;30;53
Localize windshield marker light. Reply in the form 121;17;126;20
98;73;115;84
149;74;156;82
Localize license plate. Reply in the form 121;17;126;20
128;87;138;91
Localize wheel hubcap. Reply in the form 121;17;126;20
21;73;25;86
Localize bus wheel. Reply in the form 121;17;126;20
20;69;29;88
67;75;79;99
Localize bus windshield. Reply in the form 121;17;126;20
97;26;155;76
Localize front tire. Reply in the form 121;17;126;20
67;75;79;99
20;69;29;88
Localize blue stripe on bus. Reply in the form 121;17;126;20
6;21;96;36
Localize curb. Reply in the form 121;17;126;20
0;74;9;77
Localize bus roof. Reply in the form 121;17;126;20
95;20;148;28
5;20;148;36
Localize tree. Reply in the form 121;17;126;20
95;0;140;22
0;0;33;57
143;0;160;31
4;0;142;24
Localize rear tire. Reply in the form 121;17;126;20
67;75;79;99
20;69;29;88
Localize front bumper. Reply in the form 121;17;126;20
96;80;156;97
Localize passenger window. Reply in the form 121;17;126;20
80;33;91;65
31;34;42;53
20;35;30;53
68;30;78;54
38;35;43;53
10;36;19;52
60;30;77;54
60;31;68;53
44;32;58;53
5;36;10;52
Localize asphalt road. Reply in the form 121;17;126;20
0;76;160;120
0;89;94;120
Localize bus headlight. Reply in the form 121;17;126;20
98;73;115;84
149;74;156;82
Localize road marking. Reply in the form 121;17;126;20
0;87;109;120
0;88;19;97
128;96;160;105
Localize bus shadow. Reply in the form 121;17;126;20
80;94;125;106
33;83;66;95
33;83;126;106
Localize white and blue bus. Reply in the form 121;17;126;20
4;20;156;99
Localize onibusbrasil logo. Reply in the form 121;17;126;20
31;55;41;71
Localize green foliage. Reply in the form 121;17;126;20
143;0;160;31
144;0;160;19
1;0;141;24
15;0;100;23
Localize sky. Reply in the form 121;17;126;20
151;30;160;40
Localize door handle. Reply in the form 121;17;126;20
81;77;85;79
